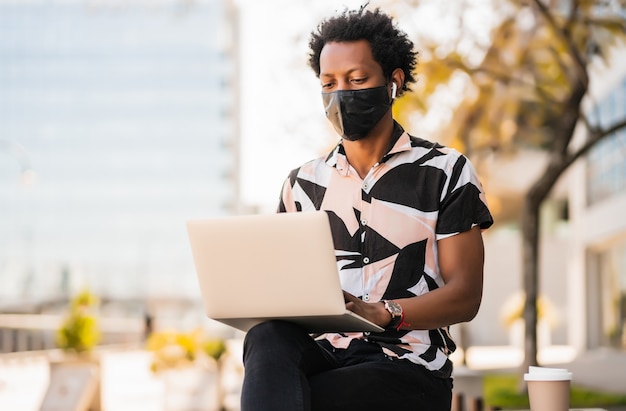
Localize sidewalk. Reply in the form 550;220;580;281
1;344;624;411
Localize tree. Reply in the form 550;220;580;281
395;0;626;381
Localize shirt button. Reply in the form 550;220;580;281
363;183;368;190
363;257;370;264
361;219;367;226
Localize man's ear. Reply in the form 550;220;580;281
391;68;405;95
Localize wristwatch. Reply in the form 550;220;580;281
382;299;404;330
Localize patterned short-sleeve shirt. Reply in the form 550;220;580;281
277;122;493;378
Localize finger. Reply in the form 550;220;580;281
345;301;358;313
343;290;357;302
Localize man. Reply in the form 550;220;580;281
241;7;493;411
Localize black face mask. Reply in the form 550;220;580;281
322;85;393;141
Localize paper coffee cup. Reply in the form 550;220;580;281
524;366;572;411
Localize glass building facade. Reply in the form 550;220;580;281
586;76;626;206
584;67;626;350
0;0;239;303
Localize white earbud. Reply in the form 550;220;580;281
391;83;397;99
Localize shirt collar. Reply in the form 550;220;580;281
325;121;412;176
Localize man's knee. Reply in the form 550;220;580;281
243;320;306;358
246;320;303;341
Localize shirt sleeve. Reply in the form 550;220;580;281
436;154;493;239
276;169;301;213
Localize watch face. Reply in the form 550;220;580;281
386;300;402;317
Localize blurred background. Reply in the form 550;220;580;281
0;0;625;409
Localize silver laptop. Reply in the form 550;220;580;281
186;211;384;333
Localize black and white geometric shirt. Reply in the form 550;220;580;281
278;122;494;378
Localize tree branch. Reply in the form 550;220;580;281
526;117;626;208
564;117;626;168
583;16;626;32
446;60;561;105
530;0;589;89
445;60;519;85
564;0;579;36
579;111;594;133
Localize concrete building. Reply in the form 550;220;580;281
0;0;240;305
568;46;626;353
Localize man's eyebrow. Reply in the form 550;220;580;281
320;68;363;78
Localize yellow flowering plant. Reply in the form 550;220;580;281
56;289;101;353
500;292;560;329
146;328;227;373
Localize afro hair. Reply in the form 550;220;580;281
308;6;418;94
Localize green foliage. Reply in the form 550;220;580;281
55;289;101;353
484;373;626;409
203;338;227;361
146;328;227;372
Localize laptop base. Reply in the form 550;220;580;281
214;312;384;333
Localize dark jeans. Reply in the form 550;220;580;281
241;320;453;411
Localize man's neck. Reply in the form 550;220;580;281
342;116;395;179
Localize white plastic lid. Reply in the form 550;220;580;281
524;366;572;381
528;366;568;374
524;372;572;381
